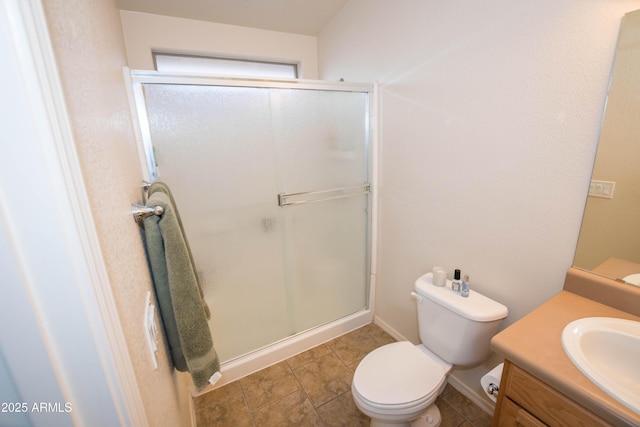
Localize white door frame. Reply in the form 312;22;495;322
0;1;147;425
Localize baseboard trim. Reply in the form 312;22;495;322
372;315;407;342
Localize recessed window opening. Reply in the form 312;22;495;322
153;52;298;79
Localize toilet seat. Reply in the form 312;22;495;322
352;341;450;411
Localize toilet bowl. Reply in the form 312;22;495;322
352;272;508;427
352;341;450;427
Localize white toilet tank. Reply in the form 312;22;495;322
414;273;508;367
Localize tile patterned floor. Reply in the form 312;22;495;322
193;323;493;427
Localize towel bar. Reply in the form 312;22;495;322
131;203;163;224
278;183;370;207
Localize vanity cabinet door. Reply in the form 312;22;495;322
496;398;547;427
492;360;613;427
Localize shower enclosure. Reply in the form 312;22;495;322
130;72;375;374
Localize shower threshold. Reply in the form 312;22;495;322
191;308;373;394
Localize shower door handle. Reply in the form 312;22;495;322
277;183;370;207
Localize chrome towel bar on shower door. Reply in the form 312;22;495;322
277;183;370;207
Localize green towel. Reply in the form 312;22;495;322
143;190;220;391
148;181;211;320
143;208;187;371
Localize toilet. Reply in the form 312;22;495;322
352;273;508;427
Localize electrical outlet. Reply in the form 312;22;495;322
144;291;159;370
588;180;615;199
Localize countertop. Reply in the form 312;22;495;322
592;257;640;283
490;290;640;426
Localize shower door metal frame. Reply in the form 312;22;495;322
127;69;378;363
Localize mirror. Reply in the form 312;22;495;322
573;9;640;286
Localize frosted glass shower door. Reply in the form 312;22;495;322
142;84;290;362
271;89;370;332
139;81;371;363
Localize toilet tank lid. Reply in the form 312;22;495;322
415;274;508;322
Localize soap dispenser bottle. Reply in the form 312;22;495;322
461;274;470;298
452;269;461;293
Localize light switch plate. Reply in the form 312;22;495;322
144;291;159;370
588;180;615;199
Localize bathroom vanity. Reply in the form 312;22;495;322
495;361;610;426
490;268;640;427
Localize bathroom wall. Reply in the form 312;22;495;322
41;0;190;425
119;11;318;78
317;0;640;407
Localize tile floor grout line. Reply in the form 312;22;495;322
237;377;258;427
298;381;328;427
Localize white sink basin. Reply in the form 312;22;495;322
562;317;640;414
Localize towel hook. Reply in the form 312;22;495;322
131;204;163;224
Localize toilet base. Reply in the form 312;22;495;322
369;404;441;427
411;405;441;427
